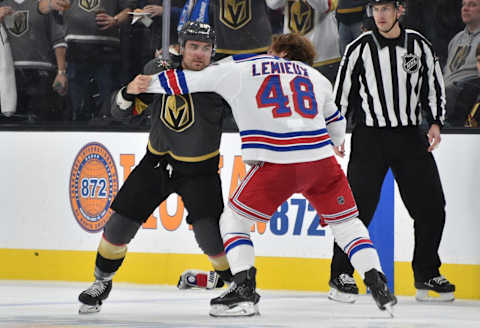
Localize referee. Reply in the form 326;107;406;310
328;0;456;303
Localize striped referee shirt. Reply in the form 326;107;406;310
333;27;446;128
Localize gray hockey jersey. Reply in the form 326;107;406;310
210;0;272;55
443;27;480;87
63;0;136;47
4;0;65;70
111;58;229;162
267;0;340;67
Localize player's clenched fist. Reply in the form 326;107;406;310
126;75;152;95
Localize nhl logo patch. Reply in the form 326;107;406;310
337;196;345;205
402;53;420;74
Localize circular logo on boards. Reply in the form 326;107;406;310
69;142;119;232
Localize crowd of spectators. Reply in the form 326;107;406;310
0;0;478;129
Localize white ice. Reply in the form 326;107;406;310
0;280;479;328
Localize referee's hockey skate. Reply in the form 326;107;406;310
210;267;260;317
78;280;112;314
328;273;359;303
415;276;455;302
363;269;397;317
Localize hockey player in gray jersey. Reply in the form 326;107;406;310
77;21;235;314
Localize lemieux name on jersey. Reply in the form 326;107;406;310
251;61;309;77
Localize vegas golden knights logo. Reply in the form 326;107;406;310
161;95;195;132
287;1;314;35
8;11;28;37
80;0;100;12
219;0;252;30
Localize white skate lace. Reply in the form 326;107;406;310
338;274;356;285
431;276;448;285
85;281;108;297
218;282;237;298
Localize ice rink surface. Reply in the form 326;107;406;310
0;280;478;328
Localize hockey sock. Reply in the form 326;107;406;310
209;253;230;272
95;235;127;280
219;206;255;275
216;268;234;283
329;218;382;279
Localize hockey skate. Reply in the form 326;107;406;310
177;270;224;289
415;276;455;302
363;269;397;317
209;267;260;317
328;273;359;303
78;280;112;314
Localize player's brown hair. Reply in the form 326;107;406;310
270;33;316;66
476;43;480;57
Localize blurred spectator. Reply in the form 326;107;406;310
38;0;70;14
40;0;136;123
360;15;374;32
455;43;480;128
266;6;283;34
3;0;66;122
197;0;273;59
0;5;14;25
444;0;480;127
214;0;272;58
0;4;16;119
128;0;183;78
402;0;463;68
336;0;368;55
266;0;341;83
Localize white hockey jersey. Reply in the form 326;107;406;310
146;55;346;164
266;0;340;67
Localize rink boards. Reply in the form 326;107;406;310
0;132;478;299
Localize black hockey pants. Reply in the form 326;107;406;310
330;126;446;283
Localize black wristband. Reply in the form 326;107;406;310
121;86;135;101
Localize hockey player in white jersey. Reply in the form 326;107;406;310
143;30;397;317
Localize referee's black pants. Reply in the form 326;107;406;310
330;126;446;283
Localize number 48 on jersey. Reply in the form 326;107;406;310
256;75;318;119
